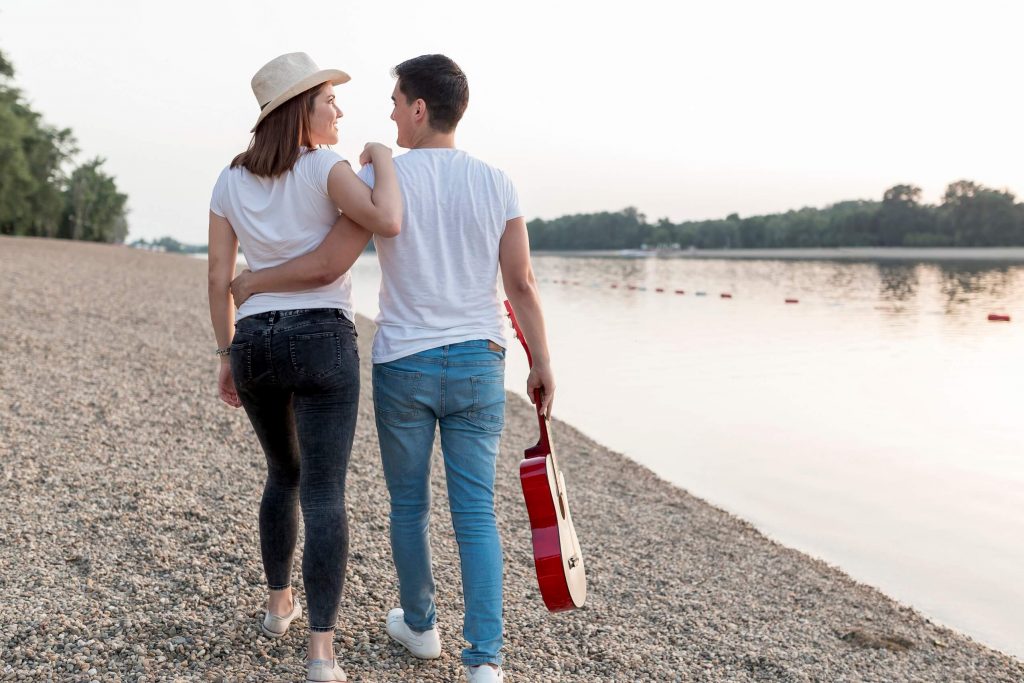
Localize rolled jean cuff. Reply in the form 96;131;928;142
463;655;503;667
309;624;336;633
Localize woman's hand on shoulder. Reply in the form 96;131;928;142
359;142;392;166
328;143;401;236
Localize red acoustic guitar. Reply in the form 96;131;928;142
504;300;586;612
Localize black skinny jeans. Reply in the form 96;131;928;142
230;308;359;632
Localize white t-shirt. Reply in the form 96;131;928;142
210;148;354;322
360;148;523;364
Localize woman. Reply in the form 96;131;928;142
207;52;401;683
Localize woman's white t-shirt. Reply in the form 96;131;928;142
210;148;352;322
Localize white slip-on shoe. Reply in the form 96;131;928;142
260;601;302;638
385;607;442;659
306;659;347;682
465;664;505;682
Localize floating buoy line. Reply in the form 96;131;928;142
536;277;1013;323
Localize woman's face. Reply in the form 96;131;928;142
309;83;342;146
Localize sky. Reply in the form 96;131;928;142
1;0;1022;244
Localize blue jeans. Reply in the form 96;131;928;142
372;340;506;666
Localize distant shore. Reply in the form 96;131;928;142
159;244;1024;264
2;235;1022;681
543;246;1024;262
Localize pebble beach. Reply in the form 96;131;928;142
1;236;1022;682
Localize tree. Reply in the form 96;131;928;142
877;184;938;246
0;46;127;242
61;158;129;243
883;184;922;206
0;51;13;78
940;180;1021;246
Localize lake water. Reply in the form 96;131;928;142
346;251;1024;659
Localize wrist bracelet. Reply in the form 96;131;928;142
215;346;231;357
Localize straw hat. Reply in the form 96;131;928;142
250;52;350;132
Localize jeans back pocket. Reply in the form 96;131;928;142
288;332;342;379
229;341;252;385
469;374;506;432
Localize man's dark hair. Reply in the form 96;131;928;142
392;54;468;134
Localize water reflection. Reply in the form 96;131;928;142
876;264;919;303
937;264;1018;312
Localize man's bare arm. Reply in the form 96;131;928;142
499;216;555;417
231;214;372;305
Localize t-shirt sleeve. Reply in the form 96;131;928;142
308;148;348;197
503;171;523;221
357;163;376;189
209;167;229;217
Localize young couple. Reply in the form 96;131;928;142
206;52;554;683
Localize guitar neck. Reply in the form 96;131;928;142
504;300;551;455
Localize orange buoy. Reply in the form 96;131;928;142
988;313;1011;322
785;298;799;304
675;289;685;295
655;288;665;293
720;293;732;299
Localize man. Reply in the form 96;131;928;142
231;54;554;683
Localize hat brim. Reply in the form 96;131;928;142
250;69;351;133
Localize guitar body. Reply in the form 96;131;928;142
520;454;587;611
503;299;587;612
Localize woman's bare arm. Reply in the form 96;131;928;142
207;211;241;407
327;144;402;236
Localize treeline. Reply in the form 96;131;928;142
129;236;207;254
0;48;128;242
527;182;1024;250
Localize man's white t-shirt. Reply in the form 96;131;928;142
359;148;523;364
210;148;354;322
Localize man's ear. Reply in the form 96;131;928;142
414;98;427;122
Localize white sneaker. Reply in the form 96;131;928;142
260;601;302;638
466;664;505;682
385;607;442;659
306;658;347;682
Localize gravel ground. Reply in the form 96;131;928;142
1;235;1022;682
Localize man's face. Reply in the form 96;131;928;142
390;81;415;148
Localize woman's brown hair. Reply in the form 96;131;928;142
232;82;325;177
